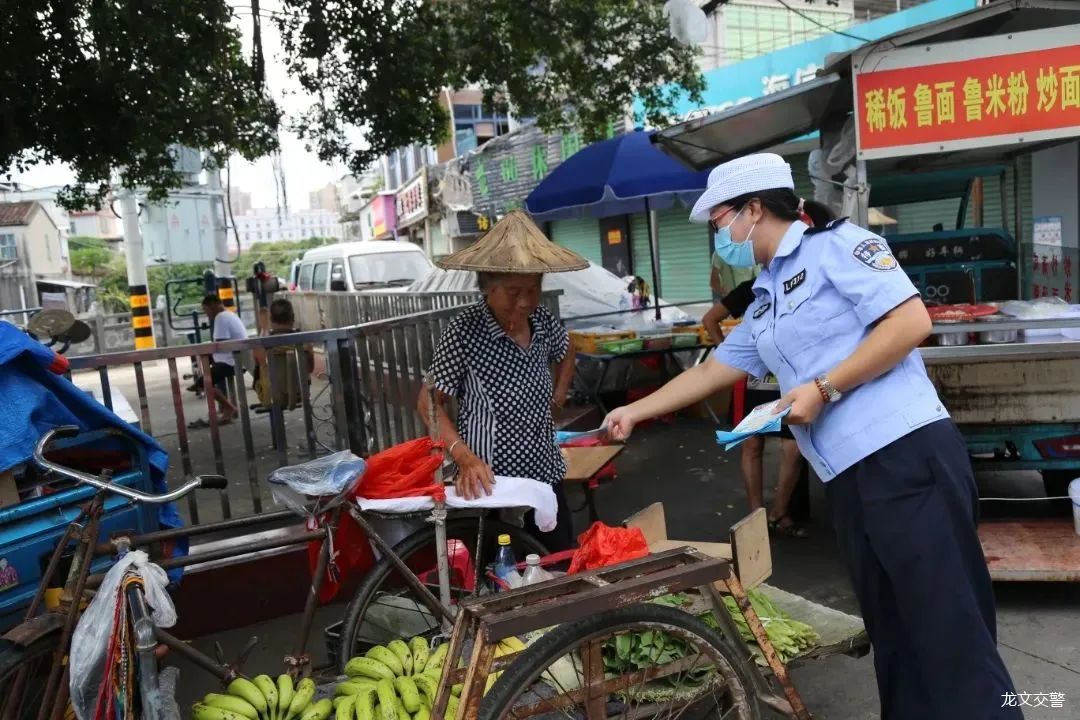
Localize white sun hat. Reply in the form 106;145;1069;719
689;153;795;223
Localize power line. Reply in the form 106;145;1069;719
774;0;871;43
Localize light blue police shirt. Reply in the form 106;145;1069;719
714;219;949;481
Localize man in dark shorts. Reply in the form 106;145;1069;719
703;280;809;537
189;294;248;428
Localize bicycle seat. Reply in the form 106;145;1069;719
268;450;366;515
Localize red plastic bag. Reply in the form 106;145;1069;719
310;438;445;603
308;511;376;603
356;437;446;502
567;522;650;574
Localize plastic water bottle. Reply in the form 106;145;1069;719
492;534;522;590
521;554;555;586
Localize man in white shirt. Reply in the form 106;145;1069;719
199;294;248;424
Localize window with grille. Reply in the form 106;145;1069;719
0;233;16;260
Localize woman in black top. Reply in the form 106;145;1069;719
703;280;808;537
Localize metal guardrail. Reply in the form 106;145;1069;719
64;293;561;526
292;290;487;330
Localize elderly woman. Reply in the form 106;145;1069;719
417;211;587;551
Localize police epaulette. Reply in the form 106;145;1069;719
804;217;848;235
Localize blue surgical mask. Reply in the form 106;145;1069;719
713;209;757;268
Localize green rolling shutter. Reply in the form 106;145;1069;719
887;157;1032;236
550;218;602;266
627;208;710;305
630;213;653;284
893;198;962;234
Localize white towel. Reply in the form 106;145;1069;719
356;476;559;532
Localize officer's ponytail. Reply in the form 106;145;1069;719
723;188;835;229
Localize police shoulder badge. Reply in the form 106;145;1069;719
853;238;899;272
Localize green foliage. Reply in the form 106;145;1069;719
2;1;280;210
85;238;331;312
6;1;701;206
68;237;115;277
242;236;335;279
273;0;705;173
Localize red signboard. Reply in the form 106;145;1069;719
855;32;1080;158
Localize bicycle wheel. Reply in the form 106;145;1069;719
338;517;548;670
0;628;64;720
479;603;761;720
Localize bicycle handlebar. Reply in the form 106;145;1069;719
34;426;227;504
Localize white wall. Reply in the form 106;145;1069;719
21;208;66;277
233;208;345;248
1032;143;1079;251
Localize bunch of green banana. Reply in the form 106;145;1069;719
337;635;527;719
194;676;328;720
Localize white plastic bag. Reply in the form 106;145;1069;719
268;450;367;515
70;550;176;720
665;0;708;45
158;666;182;720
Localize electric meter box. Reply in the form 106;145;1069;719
140;195;218;266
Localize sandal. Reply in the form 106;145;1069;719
768;516;809;538
186;418;210;430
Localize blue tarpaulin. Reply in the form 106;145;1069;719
0;321;185;548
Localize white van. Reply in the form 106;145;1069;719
294;241;434;292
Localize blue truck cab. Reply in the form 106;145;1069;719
0;430;156;632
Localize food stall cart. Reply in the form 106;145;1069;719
651;0;1080;580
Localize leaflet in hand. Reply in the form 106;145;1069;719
714;400;790;451
555;426;611;445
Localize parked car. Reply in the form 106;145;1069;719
294;241;434;292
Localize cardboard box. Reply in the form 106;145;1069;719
0;470;21;509
624;503;772;589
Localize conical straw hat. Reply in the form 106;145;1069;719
437;209;589;273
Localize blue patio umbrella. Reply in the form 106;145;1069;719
525;130;712;319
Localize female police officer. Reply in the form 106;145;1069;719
604;154;1021;719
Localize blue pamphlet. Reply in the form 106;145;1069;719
715;400;791;451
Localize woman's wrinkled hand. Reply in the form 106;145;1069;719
603;406;638;442
454;450;495;500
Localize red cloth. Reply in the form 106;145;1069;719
309;438;446;602
568;522;650;574
733;378;747;424
48;351;69;374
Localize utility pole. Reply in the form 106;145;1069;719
206;162;236;312
119;190;155;350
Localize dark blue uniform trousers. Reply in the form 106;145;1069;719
826;419;1022;719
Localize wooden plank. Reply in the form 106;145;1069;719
625;502;733;560
482;558;730;641
561;445;623;483
979;519;1080;582
624;502;667;545
731;507;772;590
464;547;712;617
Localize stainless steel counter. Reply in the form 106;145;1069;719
922;316;1080;364
921;337;1080;364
